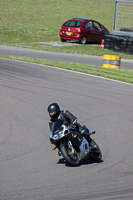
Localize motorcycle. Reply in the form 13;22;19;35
49;119;102;166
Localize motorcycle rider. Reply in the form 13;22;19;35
47;103;92;145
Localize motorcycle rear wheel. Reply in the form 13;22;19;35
60;145;80;166
90;140;102;163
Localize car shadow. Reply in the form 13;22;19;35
67;41;101;45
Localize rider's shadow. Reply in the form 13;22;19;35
57;158;103;167
57;158;66;164
57;158;73;167
57;158;80;167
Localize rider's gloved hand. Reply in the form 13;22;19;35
69;124;76;129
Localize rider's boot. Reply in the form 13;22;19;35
77;124;95;147
81;126;93;147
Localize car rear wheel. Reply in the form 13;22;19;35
80;36;87;44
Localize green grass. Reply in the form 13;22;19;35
0;0;114;42
1;56;133;84
0;0;133;83
1;0;133;59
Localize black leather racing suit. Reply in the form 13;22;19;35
49;110;90;141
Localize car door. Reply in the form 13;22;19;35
93;22;104;42
83;21;96;42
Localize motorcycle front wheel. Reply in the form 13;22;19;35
60;145;80;166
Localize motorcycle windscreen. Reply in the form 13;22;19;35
52;120;64;136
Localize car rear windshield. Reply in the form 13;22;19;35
63;20;81;28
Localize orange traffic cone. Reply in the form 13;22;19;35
101;39;104;49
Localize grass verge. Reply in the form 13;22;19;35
0;0;133;59
1;56;133;84
8;42;133;60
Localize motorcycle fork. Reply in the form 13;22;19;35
68;140;75;154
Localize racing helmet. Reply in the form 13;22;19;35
47;103;60;118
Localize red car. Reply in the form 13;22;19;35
59;18;110;44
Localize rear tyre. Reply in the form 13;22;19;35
60;145;80;166
80;36;87;44
90;140;102;163
61;38;67;42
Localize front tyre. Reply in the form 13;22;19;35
60;145;80;166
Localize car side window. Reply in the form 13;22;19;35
76;21;81;28
100;25;106;30
94;22;101;30
84;22;94;29
87;21;94;29
84;23;87;29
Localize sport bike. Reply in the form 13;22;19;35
49;119;102;166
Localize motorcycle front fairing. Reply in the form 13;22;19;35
50;120;90;160
69;131;90;160
50;120;69;144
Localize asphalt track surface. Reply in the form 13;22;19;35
0;45;133;70
0;57;133;200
